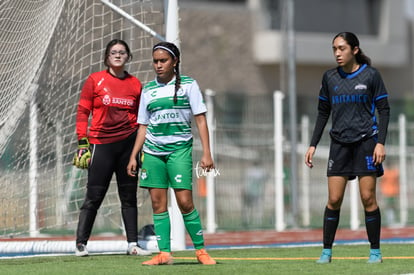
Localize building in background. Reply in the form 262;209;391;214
180;0;412;119
178;0;413;229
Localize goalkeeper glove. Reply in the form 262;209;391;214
73;137;91;169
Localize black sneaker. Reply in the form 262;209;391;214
75;243;88;257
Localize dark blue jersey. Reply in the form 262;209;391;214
310;64;390;146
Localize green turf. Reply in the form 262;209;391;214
0;244;413;275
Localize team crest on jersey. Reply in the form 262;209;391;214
177;87;185;96
151;90;157;97
354;84;367;90
102;94;111;105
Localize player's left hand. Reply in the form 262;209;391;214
200;154;214;171
373;143;386;166
305;146;316;168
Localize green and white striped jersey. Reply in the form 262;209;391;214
138;75;207;155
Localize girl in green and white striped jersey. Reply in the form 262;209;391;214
127;42;216;265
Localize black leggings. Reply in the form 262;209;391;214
76;132;138;244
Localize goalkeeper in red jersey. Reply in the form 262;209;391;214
73;39;151;257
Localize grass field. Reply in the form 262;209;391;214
1;244;414;275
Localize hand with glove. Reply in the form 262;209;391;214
73;137;91;169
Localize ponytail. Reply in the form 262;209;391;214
355;49;371;66
173;64;181;103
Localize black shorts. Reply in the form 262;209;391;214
88;132;138;187
327;136;384;180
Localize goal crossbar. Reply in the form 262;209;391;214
100;0;166;41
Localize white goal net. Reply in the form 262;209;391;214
0;0;165;238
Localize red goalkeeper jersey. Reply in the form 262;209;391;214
76;70;141;144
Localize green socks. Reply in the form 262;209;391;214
153;211;171;252
153;209;205;251
183;209;205;249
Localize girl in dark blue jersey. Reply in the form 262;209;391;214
305;32;390;264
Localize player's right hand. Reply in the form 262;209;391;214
305;146;316;168
73;137;91;169
127;158;138;177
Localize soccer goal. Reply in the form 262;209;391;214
0;0;170;248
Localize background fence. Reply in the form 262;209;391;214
193;92;414;232
0;0;413;239
0;0;164;237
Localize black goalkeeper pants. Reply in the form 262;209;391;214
76;132;138;245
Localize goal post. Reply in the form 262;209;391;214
0;0;173;254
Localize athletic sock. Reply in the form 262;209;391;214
128;242;137;248
322;206;340;249
365;207;381;249
183;209;205;249
153;211;171;252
